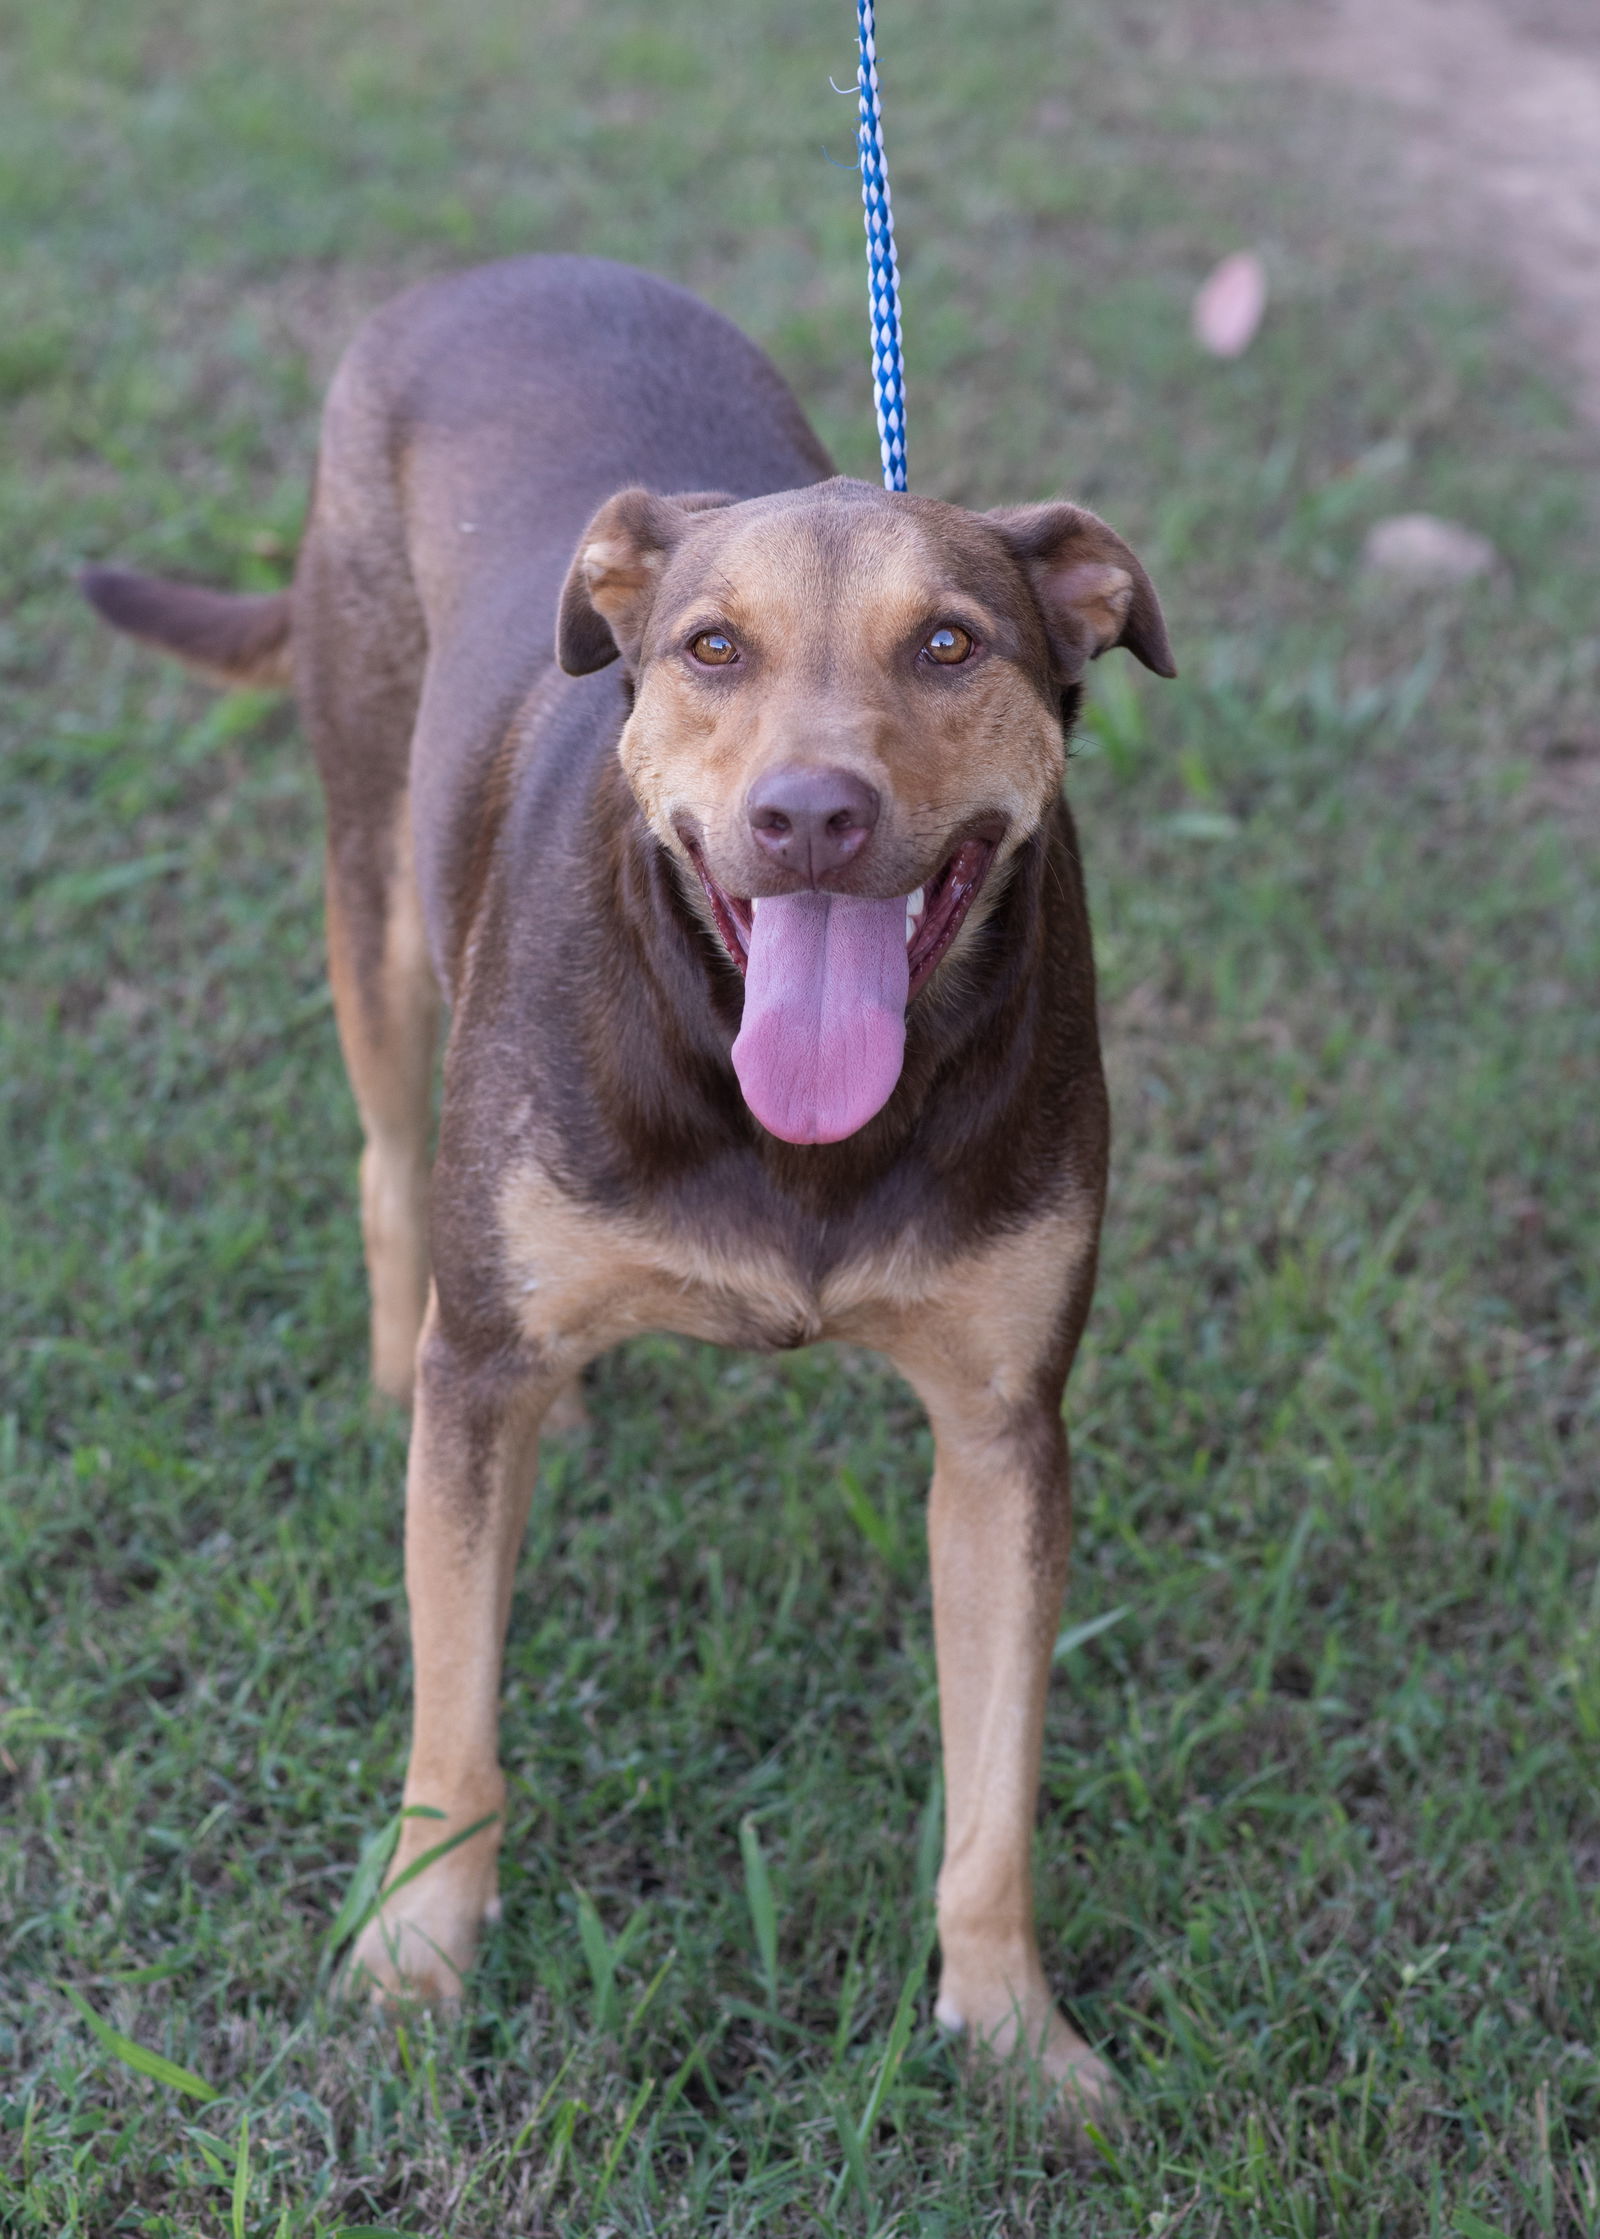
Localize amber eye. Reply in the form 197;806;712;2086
689;630;739;666
922;624;973;665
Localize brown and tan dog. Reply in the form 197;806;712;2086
82;255;1174;2115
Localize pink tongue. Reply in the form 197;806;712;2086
732;891;910;1144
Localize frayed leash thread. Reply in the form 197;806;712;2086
855;0;907;493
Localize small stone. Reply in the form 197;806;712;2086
1361;512;1498;586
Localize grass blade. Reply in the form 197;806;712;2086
623;1946;677;2042
575;1885;618;2032
592;2075;654;2210
230;2112;250;2239
1053;1603;1130;1665
837;1466;897;1562
322;1808;416;1966
1252;1507;1318;1700
61;1985;217;2103
830;2098;873;2211
36;850;186;914
739;1813;779;2005
857;1919;934;2139
332;1809;497;1966
912;1770;943;1906
832;1920;935;2206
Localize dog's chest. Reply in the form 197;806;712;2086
495;1158;940;1364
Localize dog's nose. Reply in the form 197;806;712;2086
746;763;880;882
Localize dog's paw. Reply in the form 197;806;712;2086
341;1814;502;2012
344;1880;490;2011
1041;2025;1117;2129
936;1982;1117;2130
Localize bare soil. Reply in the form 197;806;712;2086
1298;0;1600;424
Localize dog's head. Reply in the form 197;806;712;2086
558;476;1173;1146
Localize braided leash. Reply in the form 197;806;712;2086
855;0;907;492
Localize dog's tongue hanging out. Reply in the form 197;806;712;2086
731;891;909;1144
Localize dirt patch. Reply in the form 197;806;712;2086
1526;726;1600;819
176;256;442;390
1295;0;1600;425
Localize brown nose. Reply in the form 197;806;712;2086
746;763;881;883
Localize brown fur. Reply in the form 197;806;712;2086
79;255;1174;2124
79;566;294;690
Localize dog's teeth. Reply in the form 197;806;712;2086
905;887;925;943
750;897;762;919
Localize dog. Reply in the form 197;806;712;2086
81;254;1174;2116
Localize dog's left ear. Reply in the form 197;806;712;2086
558;488;734;675
987;501;1177;681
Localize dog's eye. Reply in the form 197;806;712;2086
922;625;973;665
689;630;739;667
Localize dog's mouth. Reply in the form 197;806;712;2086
690;835;995;1001
683;837;996;1146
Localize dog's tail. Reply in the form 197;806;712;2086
78;565;293;691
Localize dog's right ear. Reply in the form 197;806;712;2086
557;489;733;675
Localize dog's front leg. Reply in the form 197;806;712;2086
924;1395;1112;2112
348;1296;550;2005
926;1405;1109;2106
887;1277;1112;2118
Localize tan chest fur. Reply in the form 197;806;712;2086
495;1157;1097;1397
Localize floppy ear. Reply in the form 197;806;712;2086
986;501;1177;681
557;488;734;675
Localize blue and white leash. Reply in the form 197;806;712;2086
855;0;907;492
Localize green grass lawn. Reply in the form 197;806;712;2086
3;0;1598;2229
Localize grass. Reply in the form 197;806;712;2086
2;0;1598;2228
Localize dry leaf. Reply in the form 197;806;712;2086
1192;249;1268;359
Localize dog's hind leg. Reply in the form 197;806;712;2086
295;464;438;1407
345;1299;569;2003
323;808;439;1405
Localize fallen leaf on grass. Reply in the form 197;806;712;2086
1192;249;1267;357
